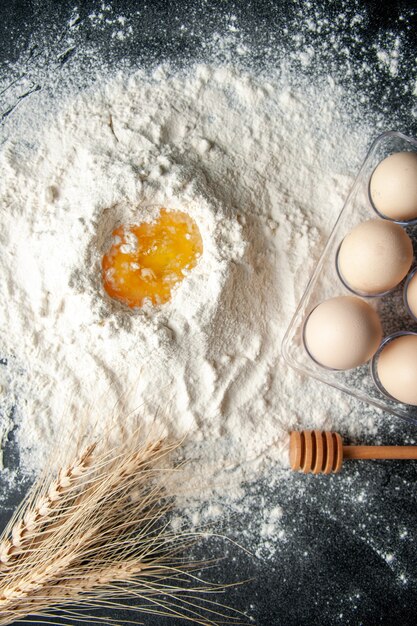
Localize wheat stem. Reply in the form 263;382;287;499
0;433;245;625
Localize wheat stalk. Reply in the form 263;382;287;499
0;444;96;568
0;432;246;626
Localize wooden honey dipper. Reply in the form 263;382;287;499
290;430;417;474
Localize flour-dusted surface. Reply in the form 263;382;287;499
1;2;417;625
0;64;376;496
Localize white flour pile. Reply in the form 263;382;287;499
0;63;377;501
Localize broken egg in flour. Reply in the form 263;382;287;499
102;209;203;307
303;295;382;370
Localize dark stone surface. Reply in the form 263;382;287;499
1;1;417;625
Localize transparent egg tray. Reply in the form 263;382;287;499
282;131;417;425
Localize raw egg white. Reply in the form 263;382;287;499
337;219;413;295
405;270;417;320
304;295;382;370
376;334;417;405
370;151;417;222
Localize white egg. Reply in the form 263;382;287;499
370;151;417;222
337;219;413;295
405;270;417;320
304;295;382;370
376;334;417;405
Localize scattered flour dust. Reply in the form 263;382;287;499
0;64;376;514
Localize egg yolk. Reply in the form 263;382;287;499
102;209;203;308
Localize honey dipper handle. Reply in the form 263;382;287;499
343;445;417;461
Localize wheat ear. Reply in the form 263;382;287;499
0;443;96;568
0;432;246;625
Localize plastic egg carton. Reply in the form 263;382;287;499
282;131;417;425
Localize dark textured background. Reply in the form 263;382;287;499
1;1;417;625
